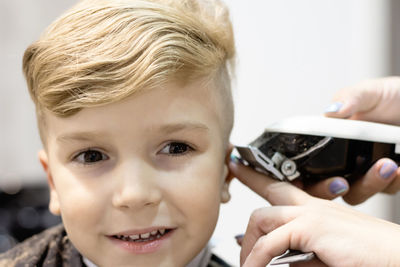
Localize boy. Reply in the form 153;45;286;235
0;0;235;266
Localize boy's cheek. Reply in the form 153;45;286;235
48;170;104;221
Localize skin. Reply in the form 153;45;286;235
230;160;400;267
230;76;400;266
302;77;400;204
38;78;232;267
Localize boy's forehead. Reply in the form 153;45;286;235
55;122;210;143
43;80;225;143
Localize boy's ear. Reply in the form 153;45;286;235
38;150;61;215
220;143;235;203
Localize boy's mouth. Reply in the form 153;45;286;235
112;228;172;242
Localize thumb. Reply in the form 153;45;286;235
324;80;383;119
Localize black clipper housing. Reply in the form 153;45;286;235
236;130;400;184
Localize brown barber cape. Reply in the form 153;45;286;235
0;224;83;267
0;224;232;267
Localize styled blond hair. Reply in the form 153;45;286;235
23;0;235;143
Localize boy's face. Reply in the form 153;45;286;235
39;79;231;266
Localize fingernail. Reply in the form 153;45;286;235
379;161;398;179
230;154;238;163
230;154;242;164
325;102;343;113
234;234;244;246
329;179;348;195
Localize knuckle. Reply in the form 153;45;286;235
252;235;270;255
249;208;266;225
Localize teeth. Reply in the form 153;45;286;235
115;228;169;241
129;234;139;240
140;232;150;239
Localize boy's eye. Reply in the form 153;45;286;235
73;149;109;164
159;142;193;155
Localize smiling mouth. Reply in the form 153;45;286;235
112;229;172;243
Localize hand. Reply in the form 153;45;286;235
324;76;400;125
297;158;400;205
304;77;400;204
229;158;400;267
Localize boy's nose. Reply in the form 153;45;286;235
112;160;162;210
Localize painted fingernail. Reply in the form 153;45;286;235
329;179;348;195
234;234;244;246
230;154;239;163
325;102;343;113
379;161;398;179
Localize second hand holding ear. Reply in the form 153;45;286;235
229;156;400;267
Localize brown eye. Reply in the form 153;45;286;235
160;142;193;155
74;150;109;164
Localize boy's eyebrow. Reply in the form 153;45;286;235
56;131;106;143
56;123;209;143
157;122;210;134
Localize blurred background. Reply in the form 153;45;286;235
1;0;400;265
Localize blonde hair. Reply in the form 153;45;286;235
23;0;235;143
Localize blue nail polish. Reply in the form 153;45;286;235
235;234;244;246
234;234;244;240
230;154;239;163
379;161;398;179
325;102;343;113
329;179;348;195
235;234;244;243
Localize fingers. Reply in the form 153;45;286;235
324;100;356;119
229;158;311;206
291;258;328;267
324;94;376;120
304;177;349;200
324;79;383;119
240;206;301;265
343;158;398;205
383;167;400;194
242;222;300;267
230;154;400;205
242;215;326;267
